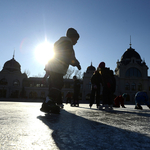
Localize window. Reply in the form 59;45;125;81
13;80;20;86
125;82;130;91
125;67;142;77
87;82;91;89
36;84;40;87
138;83;142;91
131;83;136;91
40;91;45;98
0;78;7;85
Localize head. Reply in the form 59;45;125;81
66;28;80;45
122;93;127;98
73;75;77;80
99;62;105;69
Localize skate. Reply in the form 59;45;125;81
122;106;126;108
104;105;109;111
71;100;76;107
76;103;79;107
108;105;113;110
98;105;103;110
57;104;64;108
71;103;75;107
40;98;60;114
135;104;143;110
89;104;92;108
49;105;60;114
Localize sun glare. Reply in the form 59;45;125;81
34;42;54;65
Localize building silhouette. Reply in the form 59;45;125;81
0;43;150;102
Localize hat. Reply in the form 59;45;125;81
73;75;77;79
122;93;127;98
66;28;79;39
99;62;105;68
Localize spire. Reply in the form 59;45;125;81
13;49;15;59
91;61;93;66
129;35;132;48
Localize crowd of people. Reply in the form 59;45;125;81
89;62;150;111
40;27;150;114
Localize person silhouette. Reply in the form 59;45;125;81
40;28;81;113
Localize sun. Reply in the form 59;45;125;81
34;42;54;65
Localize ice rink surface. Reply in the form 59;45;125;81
0;102;150;150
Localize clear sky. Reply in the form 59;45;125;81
0;0;150;77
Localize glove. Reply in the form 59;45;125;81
77;64;81;70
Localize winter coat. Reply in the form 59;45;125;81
135;91;148;101
45;36;80;75
99;67;116;93
91;70;101;87
74;79;81;93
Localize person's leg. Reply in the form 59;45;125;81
96;87;100;108
66;98;68;104
76;91;80;107
89;88;96;108
114;98;120;107
135;97;143;109
120;98;126;108
56;93;64;108
72;93;76;106
102;87;109;110
68;98;71;104
40;72;63;112
108;90;113;110
143;99;150;109
48;72;64;102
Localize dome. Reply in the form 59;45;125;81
86;63;96;72
3;58;21;72
121;47;141;61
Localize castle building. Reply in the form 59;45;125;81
115;44;149;101
0;43;150;102
0;56;27;98
82;63;96;101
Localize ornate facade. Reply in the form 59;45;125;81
115;44;149;101
0;43;150;102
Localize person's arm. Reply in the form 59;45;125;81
61;41;81;70
70;50;81;70
43;72;49;79
41;71;49;84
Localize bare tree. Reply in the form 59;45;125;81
24;69;30;77
63;66;83;79
32;72;45;77
74;69;83;79
63;66;75;79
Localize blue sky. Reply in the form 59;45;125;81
0;0;150;77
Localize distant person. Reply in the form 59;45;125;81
71;75;81;107
89;68;102;108
98;62;116;110
134;91;150;110
65;91;72;104
40;28;81;113
113;93;127;108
